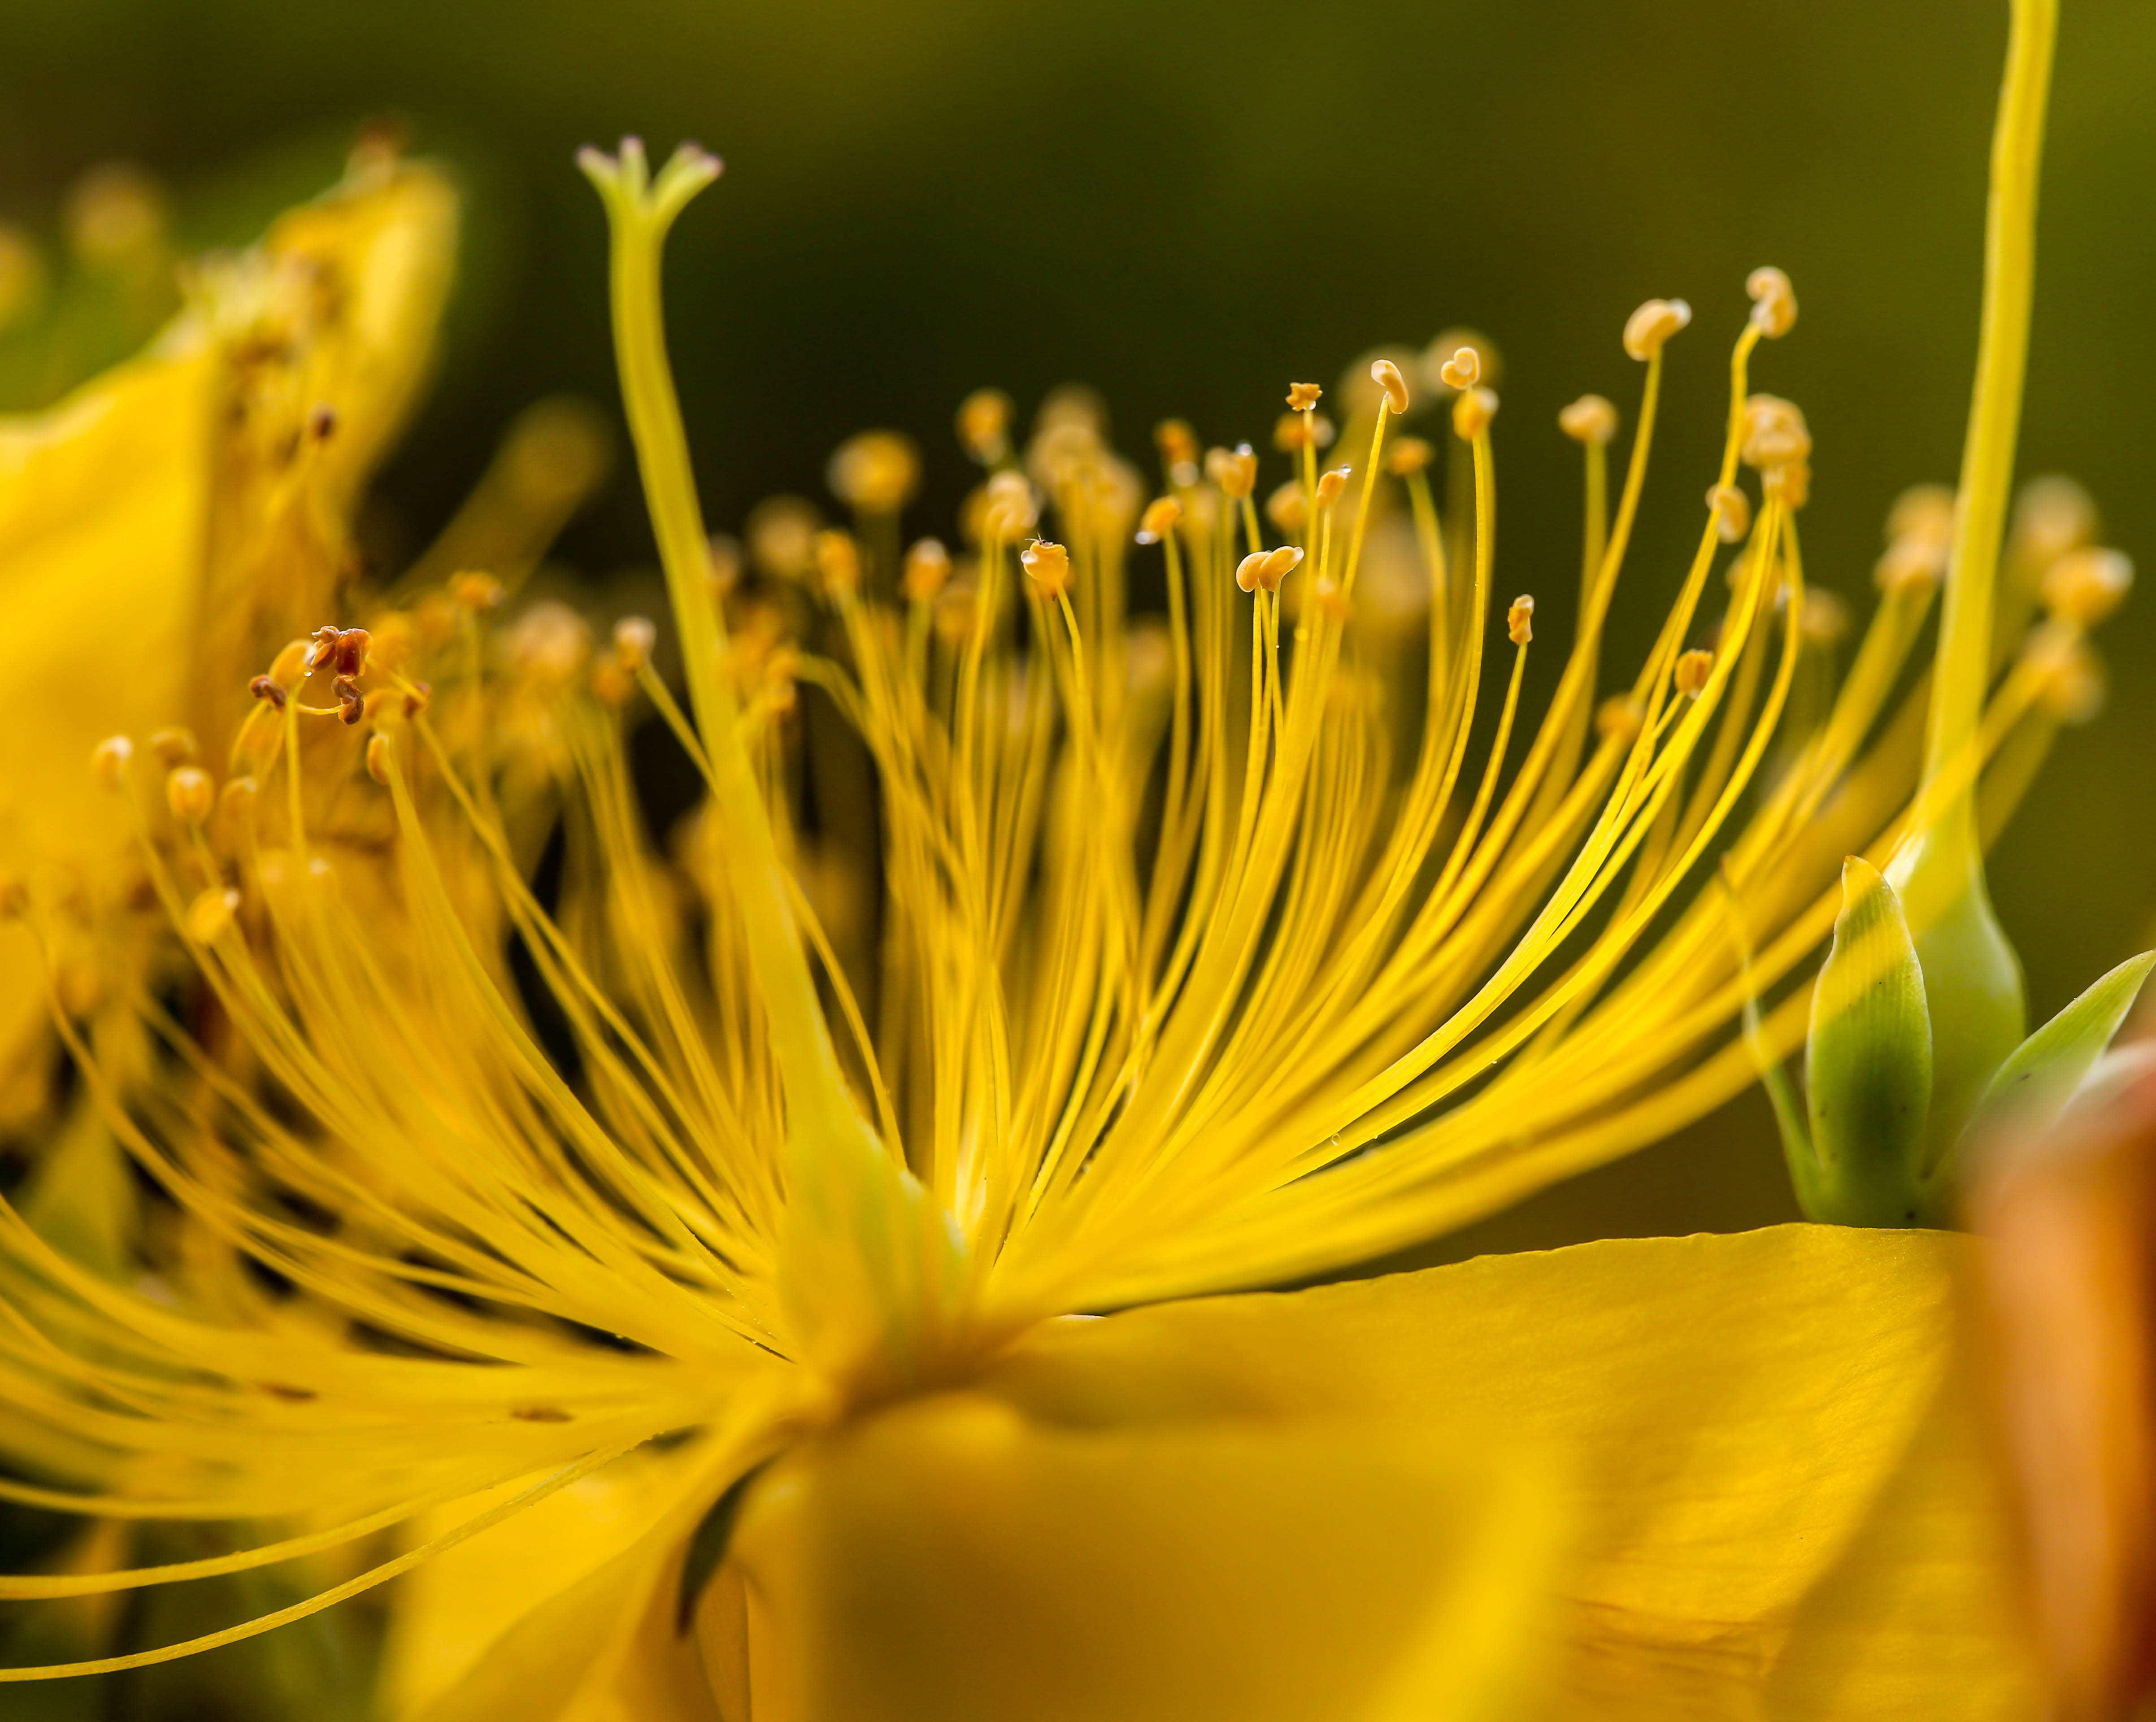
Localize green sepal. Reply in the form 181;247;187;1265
1803;857;1935;1227
1948;949;2156;1167
1886;823;2027;1170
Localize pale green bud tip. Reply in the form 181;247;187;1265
1799;856;1936;1227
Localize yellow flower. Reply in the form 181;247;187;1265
0;1;2112;1715
0;147;459;1122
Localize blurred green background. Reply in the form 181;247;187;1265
1;0;2149;1266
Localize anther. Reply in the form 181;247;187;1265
1763;461;1811;510
1558;395;1618;446
1875;536;1946;596
336;687;365;726
1706;483;1752;544
828;430;921;513
1622;298;1692;362
1156;419;1200;487
2010;475;2097;568
2034;633;2107;724
1740;395;1811;470
1235;551;1269;594
958;389;1013;465
1745;266;1798;339
903;537;953;602
184;885;240;945
1596;695;1646;742
813;529;861;600
450;571;506;613
982;470;1039;538
708;535;743;593
1386;436;1434;476
1799;588;1852;647
1021;539;1072;598
1208;444;1259;500
748;496;822;578
402;682;432;719
1888;483;1956;548
1674;648;1715;698
1256;544;1304;593
1507;595;1535;645
1424;329;1501;394
1369;357;1411;416
1451;386;1498;439
613;615;658;671
1273;411;1335;453
1135;496;1182;545
365;733;392;785
218;776;257;826
1287;382;1323;412
165;766;214;826
250;675;286;710
1316;466;1350;509
1313;574;1352;623
149;726;197;767
91;735;133;790
1438;347;1480;391
2039;546;2134;629
1265;482;1309;535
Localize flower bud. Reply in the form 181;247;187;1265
1798;857;1935;1226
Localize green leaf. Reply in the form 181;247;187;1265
1955;949;2156;1154
1804;857;1934;1227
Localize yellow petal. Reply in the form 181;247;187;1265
385;1443;723;1722
249;158;458;513
1766;1366;2041;1719
0;337;216;875
717;1393;1565;1722
988;1223;2036;1718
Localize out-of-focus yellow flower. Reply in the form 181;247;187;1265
1971;1011;2156;1721
0;1;2114;1716
0;148;458;1121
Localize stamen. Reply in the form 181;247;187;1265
1386;437;1434;475
1286;382;1322;412
1746;265;1799;338
1437;347;1480;391
1507;595;1535;645
1135;497;1181;545
902;537;953;602
1559;395;1618;446
1707;483;1753;544
165;766;214;826
958;389;1013;465
1451;386;1497;439
1675;648;1716;698
1369;358;1411;416
2039;546;2132;628
827;430;921;513
1265;482;1308;535
1021;538;1072;598
183;886;240;945
1622;298;1692;361
91;735;132;790
148;726;197;767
